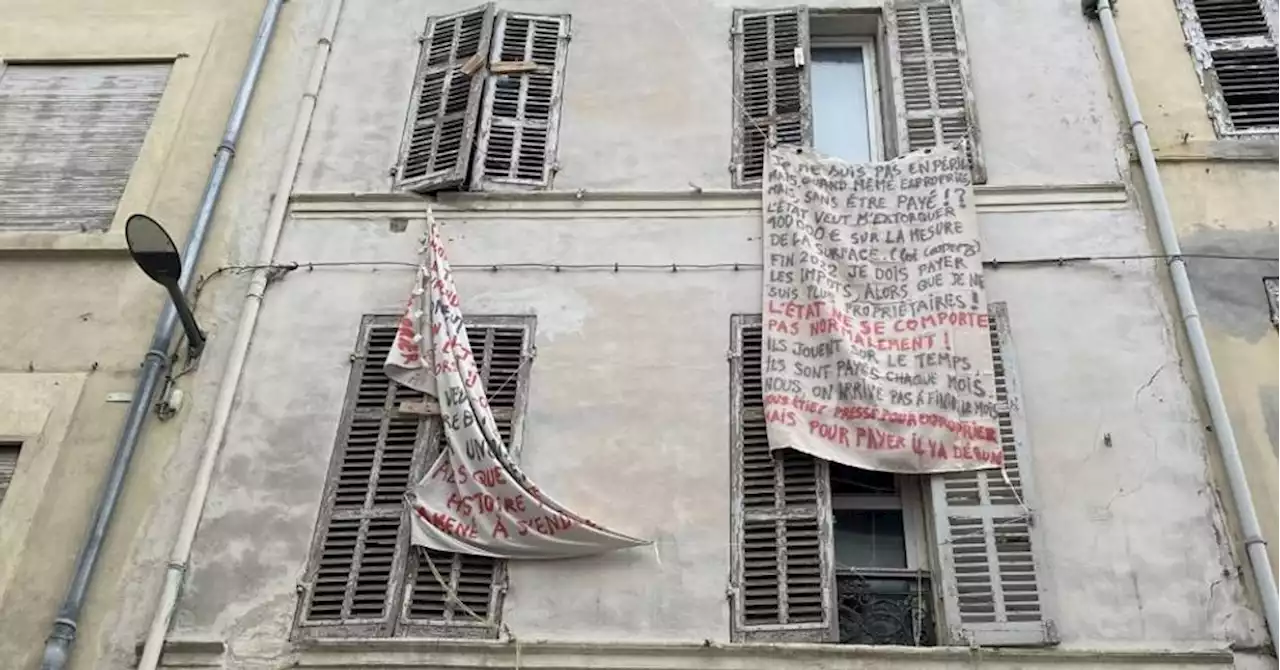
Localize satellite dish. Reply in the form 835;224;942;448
124;213;206;359
126;213;184;285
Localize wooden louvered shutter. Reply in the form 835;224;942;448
730;316;836;642
886;0;985;183
298;317;422;637
471;12;569;190
397;5;495;192
0;62;169;230
398;316;534;638
732;8;812;188
0;443;21;507
1179;0;1279;133
930;303;1054;646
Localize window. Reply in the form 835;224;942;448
396;4;570;193
295;314;534;639
0;62;169;230
1177;0;1279;135
0;442;21;507
731;1;983;188
728;304;1053;646
1265;277;1278;326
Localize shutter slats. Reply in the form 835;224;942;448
0;63;169;230
732;317;833;641
888;0;984;182
0;443;22;507
1212;48;1279;128
1193;0;1271;38
931;304;1052;646
401;320;531;633
732;8;812;187
472;12;569;190
398;4;495;193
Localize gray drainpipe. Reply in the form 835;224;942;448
40;1;285;668
1086;0;1279;649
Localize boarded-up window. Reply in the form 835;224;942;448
1177;0;1279;134
729;304;1052;646
930;302;1054;646
396;6;568;193
297;315;534;640
0;442;21;507
730;3;983;186
0;62;169;231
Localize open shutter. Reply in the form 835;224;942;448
0;443;20;506
886;0;985;183
297;317;421;638
730;316;835;642
397;5;495;193
1177;0;1279;134
471;12;569;190
732;8;812;187
0;63;169;230
930;303;1054;646
398;316;534;638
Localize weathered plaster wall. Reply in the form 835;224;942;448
0;1;326;669
297;0;1124;194
1113;0;1280;584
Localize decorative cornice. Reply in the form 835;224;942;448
156;637;1237;669
288;184;1129;220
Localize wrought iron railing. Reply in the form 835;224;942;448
836;570;936;646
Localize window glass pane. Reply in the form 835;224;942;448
834;509;907;569
811;47;872;163
830;462;897;496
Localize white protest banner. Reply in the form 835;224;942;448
762;145;999;474
385;217;648;558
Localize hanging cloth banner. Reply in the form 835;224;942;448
762;144;1000;474
386;216;648;558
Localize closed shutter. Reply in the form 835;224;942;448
930;303;1054;646
732;8;812;188
0;63;169;230
730;316;836;642
299;318;422;638
1180;0;1279;133
886;0;985;183
397;5;495;193
471;12;570;190
0;443;21;506
398;316;534;638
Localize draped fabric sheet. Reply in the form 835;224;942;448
385;218;647;558
762;145;1000;474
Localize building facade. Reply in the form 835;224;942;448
13;0;1273;669
0;0;309;668
1113;0;1279;587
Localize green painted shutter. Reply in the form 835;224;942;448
730;316;836;642
886;0;985;182
732;8;812;187
930;303;1054;646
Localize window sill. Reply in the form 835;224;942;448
155;636;1236;669
0;230;129;255
1147;137;1279;162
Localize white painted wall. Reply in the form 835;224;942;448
114;0;1275;667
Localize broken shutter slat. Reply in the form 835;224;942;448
471;12;570;190
930;303;1055;647
732;7;813;187
0;63;169;230
730;316;835;642
886;0;985;183
397;4;496;192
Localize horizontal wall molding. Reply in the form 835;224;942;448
289;184;1129;221
156;638;1237;669
1143;137;1279;162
